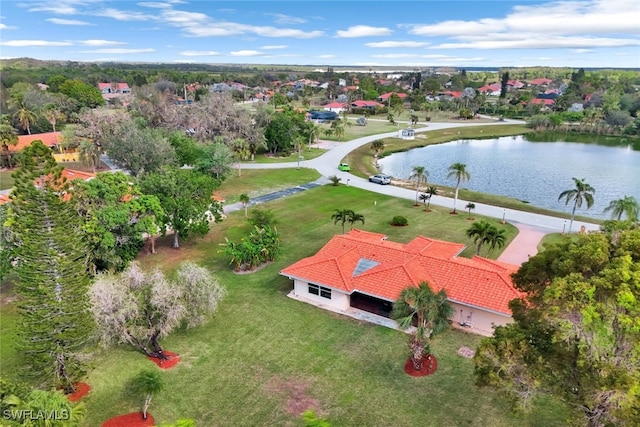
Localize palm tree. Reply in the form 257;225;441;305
231;138;250;177
465;202;475;219
131;369;164;420
306;121;321;150
43;104;64;132
392;282;453;371
346;211;365;230
409;166;429;206
78;140;101;173
13;105;37;135
604;196;639;221
558;177;596;234
370;139;384;158
419;193;430;211
239;194;250;217
331;209;353;234
424;186;438;210
486;226;507;254
466;220;499;255
447;163;470;214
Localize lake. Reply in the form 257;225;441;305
377;135;640;219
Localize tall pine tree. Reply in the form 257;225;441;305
8;140;94;393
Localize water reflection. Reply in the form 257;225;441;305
377;135;640;219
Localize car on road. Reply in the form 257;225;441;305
369;174;391;185
338;163;351;171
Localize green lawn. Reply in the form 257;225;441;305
0;184;575;426
0;170;15;190
249;147;327;163
215;168;321;204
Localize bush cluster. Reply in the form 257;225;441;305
391;216;408;226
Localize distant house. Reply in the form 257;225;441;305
98;82;131;95
378;92;408;102
324;102;348;113
528;98;555;107
435;91;462;100
477;83;501;96
281;230;522;336
529;78;553;87
351;100;383;109
14;132;63;152
210;83;231;92
399;128;415;140
507;80;525;89
98;82;132;104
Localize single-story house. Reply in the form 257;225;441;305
15;132;63;152
477;83;501;96
398;128;415;140
280;229;522;336
323;102;348;113
351;100;383;109
98;83;131;95
529;78;552;86
379;92;408;102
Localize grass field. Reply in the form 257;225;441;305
0;183;576;426
250;147;327;163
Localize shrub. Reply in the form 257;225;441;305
248;208;277;228
328;175;342;186
391;215;408;226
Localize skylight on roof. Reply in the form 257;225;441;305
353;258;379;277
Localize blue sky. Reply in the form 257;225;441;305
1;0;639;68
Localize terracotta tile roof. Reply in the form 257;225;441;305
14;132;63;152
281;229;522;315
0;194;10;205
351;100;383;108
379;92;408;100
61;169;95;181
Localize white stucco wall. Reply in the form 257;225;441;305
450;302;513;336
292;280;350;311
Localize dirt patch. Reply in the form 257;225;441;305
263;376;322;417
404;354;438;377
148;350;180;369
233;261;273;275
66;382;91;402
102;413;155;427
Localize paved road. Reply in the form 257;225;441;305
239;119;600;235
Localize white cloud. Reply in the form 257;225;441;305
365;41;430;48
432;36;640;50
137;1;185;8
572;49;594;53
521;56;553;60
80;39;127;46
261;45;287;50
47;18;93;25
268;13;306;25
179;50;220;56
371;53;421;59
79;48;155;53
0;23;17;30
336;25;393;38
230;50;263;57
0;40;73;47
318;54;335;58
94;8;154;21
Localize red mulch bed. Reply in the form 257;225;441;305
404;354;438;377
102;412;155;427
148;350;180;369
67;382;91;402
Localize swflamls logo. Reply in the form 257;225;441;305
2;409;70;421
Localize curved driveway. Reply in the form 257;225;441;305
241;119;600;263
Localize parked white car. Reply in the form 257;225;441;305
369;174;391;185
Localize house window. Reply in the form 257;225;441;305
308;284;332;299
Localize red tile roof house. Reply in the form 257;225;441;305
351;100;384;109
323;102;348;113
378;92;408;102
14;132;63;152
280;229;522;336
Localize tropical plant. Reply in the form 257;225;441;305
424;186;438;210
465;202;476;219
370;139;384;157
409;166;429;206
231;138;250;177
392;282;453;371
131;369;164;420
465;221;506;255
332;209;353;234
346;210;365;230
2;388;86;426
13;104;37;135
447;162;470;214
247;208;277;228
0;115;18;168
558;177;595;234
328;175;341;186
239;194;250;217
604;195;638;221
77;140;101;173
